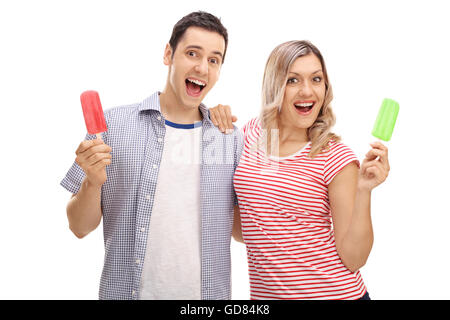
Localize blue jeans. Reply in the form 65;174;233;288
359;291;371;300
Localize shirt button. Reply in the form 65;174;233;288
157;116;161;121
145;195;151;200
157;138;163;143
136;259;141;264
152;164;157;169
132;290;136;296
141;227;145;232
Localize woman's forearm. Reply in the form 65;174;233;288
338;186;374;272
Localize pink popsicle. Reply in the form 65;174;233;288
80;90;107;138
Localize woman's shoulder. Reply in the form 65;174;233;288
325;140;355;154
241;117;261;136
319;139;358;163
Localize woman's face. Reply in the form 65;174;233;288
279;53;326;134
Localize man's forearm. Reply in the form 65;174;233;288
67;177;103;238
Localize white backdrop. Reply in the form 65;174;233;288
1;0;449;299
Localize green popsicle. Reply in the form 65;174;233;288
371;98;399;141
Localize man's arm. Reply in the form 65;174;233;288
67;138;112;238
67;178;103;238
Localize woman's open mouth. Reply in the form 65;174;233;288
294;101;315;115
185;78;206;97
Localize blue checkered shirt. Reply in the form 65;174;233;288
60;92;243;300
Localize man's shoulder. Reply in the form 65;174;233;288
104;102;141;119
104;92;160;121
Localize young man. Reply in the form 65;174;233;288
60;11;243;300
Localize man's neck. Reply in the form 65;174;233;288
159;89;203;124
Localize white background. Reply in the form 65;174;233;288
0;0;449;299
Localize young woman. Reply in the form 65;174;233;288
210;40;390;300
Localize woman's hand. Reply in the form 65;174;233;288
209;104;237;133
358;141;390;192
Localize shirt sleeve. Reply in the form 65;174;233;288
60;133;98;194
323;142;360;185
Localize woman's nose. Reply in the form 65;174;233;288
299;81;313;97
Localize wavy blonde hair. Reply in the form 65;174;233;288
259;40;340;158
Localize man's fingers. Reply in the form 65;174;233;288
85;158;111;179
231;115;238;123
91;157;112;170
85;152;112;167
76;138;105;155
78;144;112;159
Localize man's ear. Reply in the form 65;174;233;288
163;43;173;66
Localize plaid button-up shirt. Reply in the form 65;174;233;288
61;92;243;300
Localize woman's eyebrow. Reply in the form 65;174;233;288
289;69;323;76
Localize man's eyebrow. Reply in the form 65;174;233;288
185;45;223;58
289;69;323;76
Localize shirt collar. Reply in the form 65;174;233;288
138;91;212;126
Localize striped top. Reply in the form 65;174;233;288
233;118;367;300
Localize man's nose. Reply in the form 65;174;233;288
194;58;208;75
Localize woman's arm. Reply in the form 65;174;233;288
232;205;244;243
329;142;390;272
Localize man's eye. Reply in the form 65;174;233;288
187;51;196;57
210;58;218;64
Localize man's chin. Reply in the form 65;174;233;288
183;93;205;107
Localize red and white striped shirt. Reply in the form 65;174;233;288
234;118;367;300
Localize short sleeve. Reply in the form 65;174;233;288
323;142;360;185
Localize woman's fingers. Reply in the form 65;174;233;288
210;104;236;133
365;142;390;171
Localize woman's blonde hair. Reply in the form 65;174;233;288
259;40;340;158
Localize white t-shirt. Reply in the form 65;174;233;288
139;120;202;300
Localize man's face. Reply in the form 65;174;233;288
164;26;225;109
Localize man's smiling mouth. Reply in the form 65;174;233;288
185;78;206;97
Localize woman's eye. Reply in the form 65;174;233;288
287;78;298;84
313;76;322;82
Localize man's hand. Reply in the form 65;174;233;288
209;104;237;133
75;138;112;187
